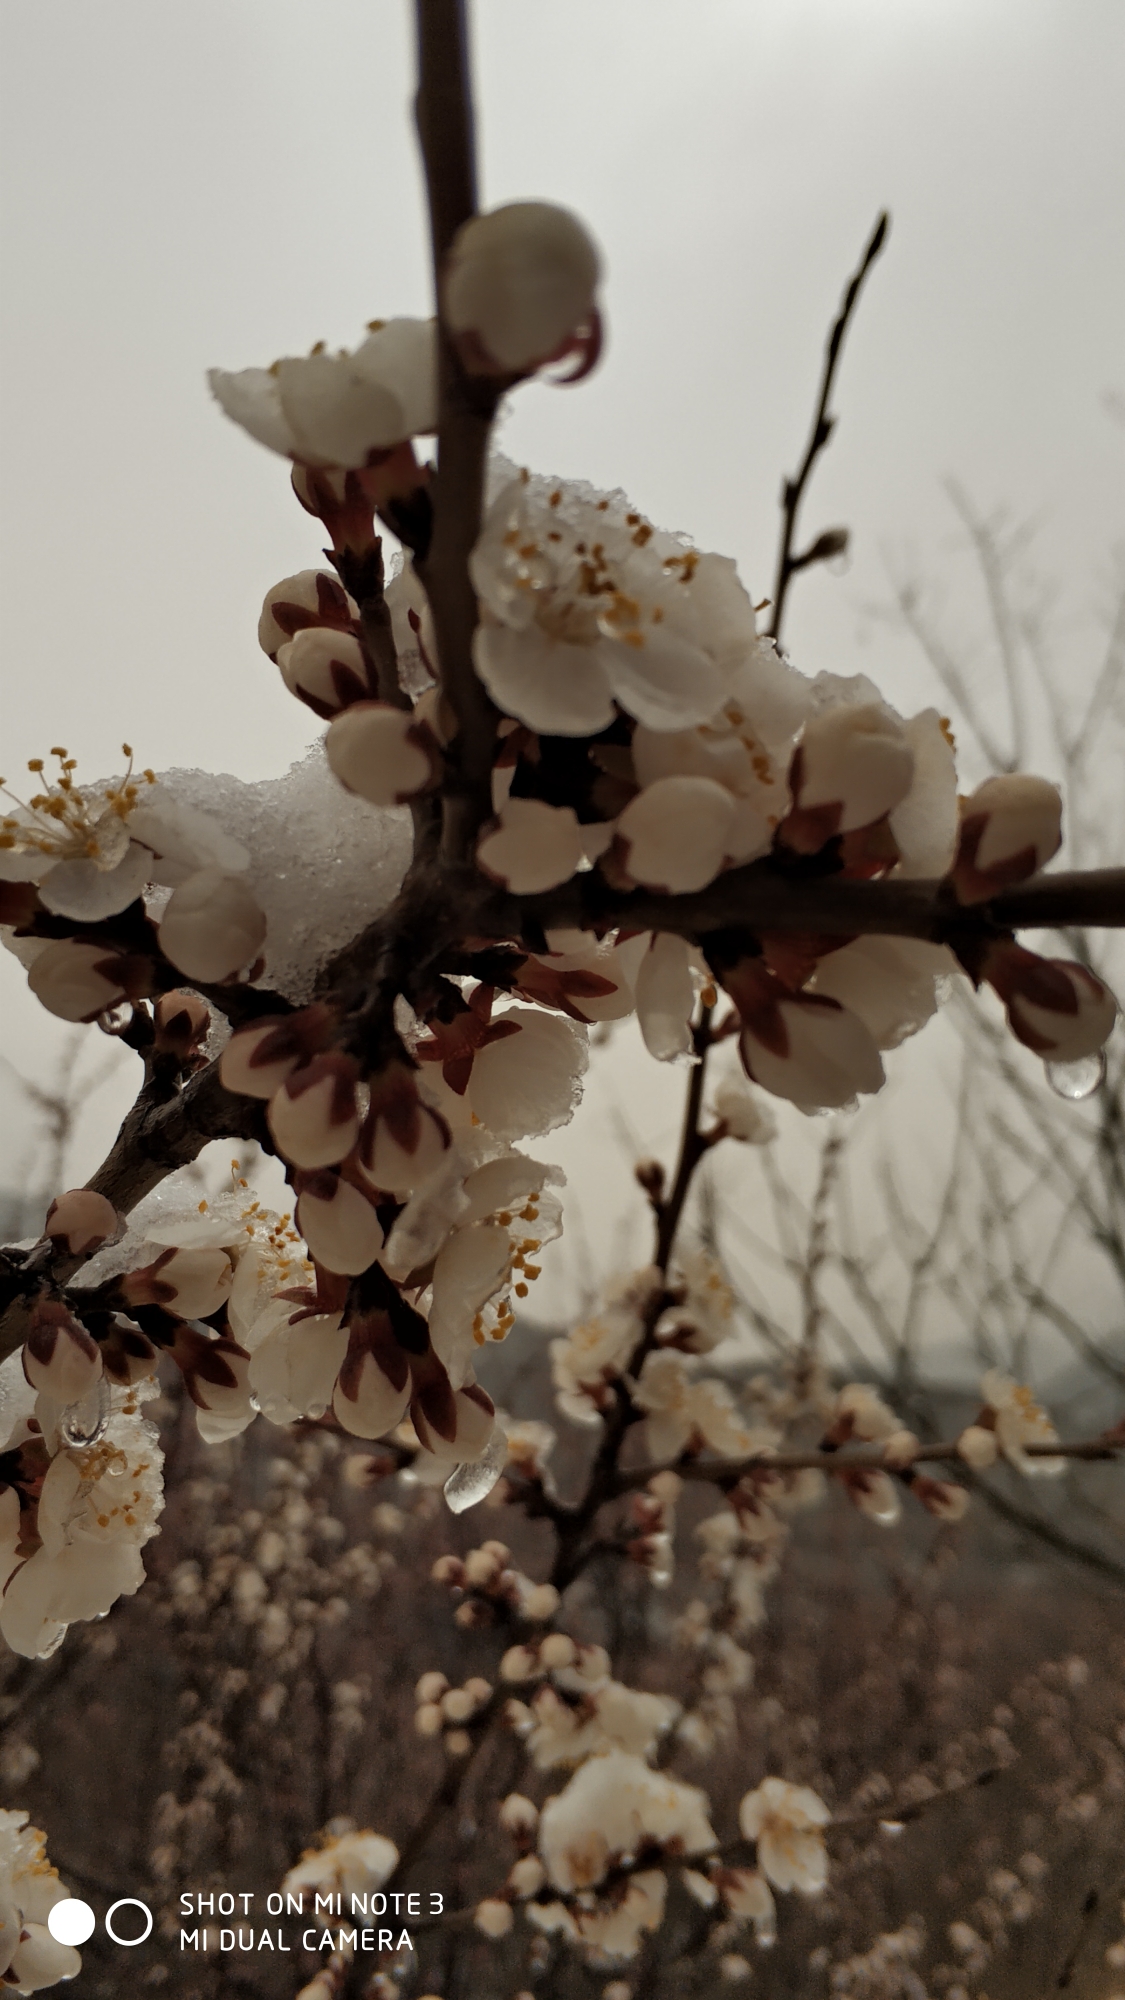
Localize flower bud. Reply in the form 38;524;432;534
444;202;602;376
509;1855;545;1898
441;1686;476;1723
23;1300;102;1403
958;1423;998;1469
499;1792;539;1835
333;1314;411;1439
474;1898;514;1939
911;1474;969;1520
325;701;439;805
415;1670;449;1703
783;702;914;850
476;798;584;894
294;1170;384;1275
278;626;374;719
539;1632;576;1670
731;959;885;1111
500;1645;539;1683
26;940;136;1023
952;774;1062;903
258;569;357;659
98;1315;159;1385
43;1188;119;1256
615;776;736;893
219;1004;334;1100
360;1065;450;1195
122;1243;234;1320
151;988;211;1060
159;868;267;983
842;1468;902;1525
982;942;1118;1061
523;1582;560;1623
414;1701;444;1737
412;1380;496;1463
267;1053;361;1169
171;1324;253;1437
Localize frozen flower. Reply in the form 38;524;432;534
633;1352;757;1462
477;798;585;893
738;1778;830;1894
209;318;437;468
282;1828;398;1901
471;471;753;738
513;929;644;1024
615;776;736;893
325;702;441;805
358;1061;452;1195
249;1305;349;1427
731;958;885;1112
0;746;248;923
886;707;960;877
268;1054;362;1169
418;1146;563;1382
258;568;357;660
444;201;601;376
416;1001;588;1144
121;1242;234;1321
0;1808;80;1992
158;867;267;983
953;773;1062;903
412;1378;497;1464
539;1750;717;1891
782;700;914;851
982;942;1118;1063
0;1381;164;1659
812;936;956;1050
979;1370;1065;1476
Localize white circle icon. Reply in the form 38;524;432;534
47;1899;96;1947
105;1898;154;1946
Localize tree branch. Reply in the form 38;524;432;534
413;0;501;863
769;211;889;644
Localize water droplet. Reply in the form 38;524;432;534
248;1393;263;1414
444;1425;508;1515
96;1001;133;1035
60;1375;111;1448
1046;1050;1106;1100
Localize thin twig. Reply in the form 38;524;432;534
769;212;889;644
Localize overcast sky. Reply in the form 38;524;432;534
1;1;1122;1292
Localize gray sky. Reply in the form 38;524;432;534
2;0;1123;1288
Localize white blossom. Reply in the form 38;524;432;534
979;1370;1065;1476
471;471;752;738
539;1750;717;1891
26;941;135;1024
0;1381;164;1659
0;1809;79;1993
738;1777;830;1894
633;1352;758;1461
708;1067;778;1144
325;702;439;806
633;933;698;1063
738;983;885;1112
209;319;437;467
616;776;736;893
283;1828;398;1901
953;772;1062;901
